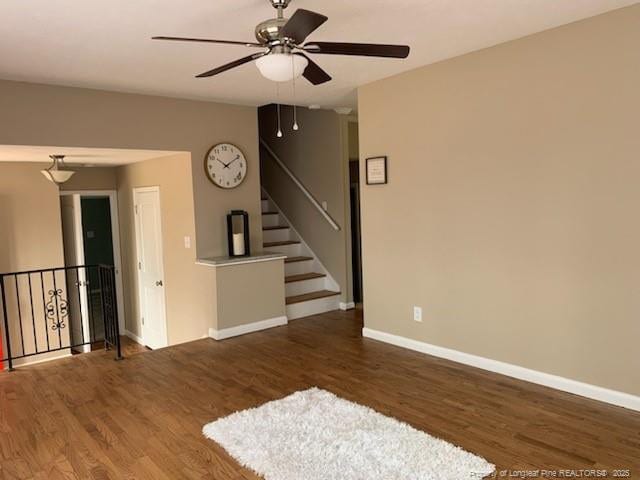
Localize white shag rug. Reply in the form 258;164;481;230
203;388;494;480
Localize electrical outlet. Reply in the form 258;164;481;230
413;306;423;322
184;236;192;249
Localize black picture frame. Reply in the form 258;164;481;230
366;156;388;185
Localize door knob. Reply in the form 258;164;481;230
155;280;163;286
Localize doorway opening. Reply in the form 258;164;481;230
347;121;363;305
60;190;125;350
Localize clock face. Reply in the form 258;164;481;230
205;143;247;189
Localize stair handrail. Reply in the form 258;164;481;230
260;137;341;231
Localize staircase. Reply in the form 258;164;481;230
261;191;341;319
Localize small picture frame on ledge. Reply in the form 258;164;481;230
366;156;388;185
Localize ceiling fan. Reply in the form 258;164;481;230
152;0;410;85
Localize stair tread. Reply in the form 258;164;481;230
264;240;300;247
286;290;340;305
262;211;278;215
263;226;289;231
285;256;313;263
285;272;326;283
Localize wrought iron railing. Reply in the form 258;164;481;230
0;264;122;370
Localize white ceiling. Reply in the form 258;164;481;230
0;0;635;109
0;145;180;166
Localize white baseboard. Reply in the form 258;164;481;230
209;316;288;341
362;327;640;412
10;351;72;369
124;329;144;345
339;302;356;311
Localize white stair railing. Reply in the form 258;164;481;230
260;138;341;231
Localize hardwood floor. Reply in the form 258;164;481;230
0;309;638;479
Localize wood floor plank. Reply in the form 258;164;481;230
0;309;638;479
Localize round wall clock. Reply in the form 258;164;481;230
204;143;247;189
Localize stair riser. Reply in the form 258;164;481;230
262;228;291;243
262;214;281;228
285;260;314;276
286;295;341;320
285;277;326;297
264;243;302;256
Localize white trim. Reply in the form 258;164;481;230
209;316;288;340
196;255;286;268
362;327;640;412
60;189;126;334
124;329;144;345
10;352;72;369
339;302;356;311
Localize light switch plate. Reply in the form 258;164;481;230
184;236;191;249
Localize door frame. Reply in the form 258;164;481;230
60;193;91;352
60;190;126;335
133;186;168;348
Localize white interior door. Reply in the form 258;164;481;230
133;187;168;349
60;194;91;351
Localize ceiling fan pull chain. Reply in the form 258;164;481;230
292;56;299;131
276;83;283;138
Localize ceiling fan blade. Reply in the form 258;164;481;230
152;36;263;47
280;9;328;43
303;42;410;58
295;53;331;85
196;52;267;78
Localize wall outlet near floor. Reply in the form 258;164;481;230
184;236;191;249
413;306;423;322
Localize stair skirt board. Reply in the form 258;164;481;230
209;316;288;340
286;295;341;320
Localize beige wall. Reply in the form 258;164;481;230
0;79;262;258
259;105;350;300
0;162;64;272
116;153;216;344
0;163;71;363
0;80;279;348
61;167;117;191
215;260;285;330
358;4;640;396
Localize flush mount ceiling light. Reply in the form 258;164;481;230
255;51;308;82
40;155;75;185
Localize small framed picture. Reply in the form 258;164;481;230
366;156;388;185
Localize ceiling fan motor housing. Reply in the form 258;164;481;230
255;17;289;44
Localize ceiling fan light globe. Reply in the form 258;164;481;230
256;53;308;82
